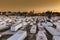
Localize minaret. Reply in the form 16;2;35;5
32;10;34;13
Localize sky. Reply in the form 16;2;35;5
0;0;60;13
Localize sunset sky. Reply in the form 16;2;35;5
0;0;60;13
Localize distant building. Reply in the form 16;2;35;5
30;10;34;14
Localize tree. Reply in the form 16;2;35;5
0;12;1;15
46;11;52;19
2;11;6;15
